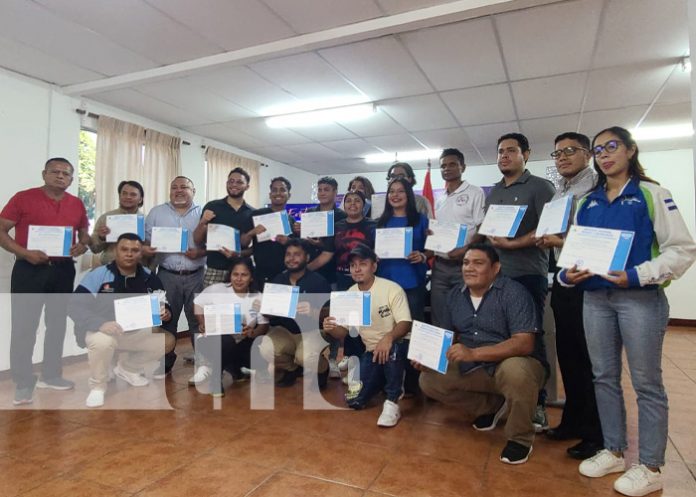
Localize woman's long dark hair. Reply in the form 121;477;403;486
592;126;658;187
225;256;258;293
378;178;421;228
348;176;376;197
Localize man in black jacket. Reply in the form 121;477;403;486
70;233;175;408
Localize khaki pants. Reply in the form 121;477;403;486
259;326;328;373
85;327;176;391
420;356;546;447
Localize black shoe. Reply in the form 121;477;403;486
472;400;507;431
567;440;603;460
276;367;301;388
500;441;532;465
546;426;580;441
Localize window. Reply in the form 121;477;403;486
78;129;97;226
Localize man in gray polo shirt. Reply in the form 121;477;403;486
418;244;546;465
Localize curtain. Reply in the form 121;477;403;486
143;130;181;212
205;146;261;207
95;116;145;216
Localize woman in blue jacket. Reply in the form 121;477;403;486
561;127;696;496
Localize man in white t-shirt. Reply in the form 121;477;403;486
430;148;486;327
323;245;412;427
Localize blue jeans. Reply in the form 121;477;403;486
348;341;407;407
583;288;670;467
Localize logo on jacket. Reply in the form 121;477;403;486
664;198;678;211
587;200;599;209
620;195;642;206
455;194;469;206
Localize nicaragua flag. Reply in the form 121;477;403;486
664;198;678;211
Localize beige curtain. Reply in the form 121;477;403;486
143;130;181;212
95;116;145;216
205;146;261;207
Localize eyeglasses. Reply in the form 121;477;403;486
592;140;622;157
550;146;588;159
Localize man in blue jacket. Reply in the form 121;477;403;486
70;233;175;408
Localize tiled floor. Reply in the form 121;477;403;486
0;328;695;497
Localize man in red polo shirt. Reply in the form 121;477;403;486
0;158;90;405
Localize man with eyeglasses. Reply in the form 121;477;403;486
0;158;90;404
386;162;434;218
194;167;255;287
536;132;602;460
145;176;206;375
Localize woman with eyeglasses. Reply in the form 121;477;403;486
560;126;696;496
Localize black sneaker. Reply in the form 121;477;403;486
276;367;302;388
500;441;532;465
472;400;507;431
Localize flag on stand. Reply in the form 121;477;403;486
423;159;435;217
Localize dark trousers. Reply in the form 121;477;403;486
10;260;75;388
197;335;253;387
550;279;603;443
349;341;407;407
512;274;549;406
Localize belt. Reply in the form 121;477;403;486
159;266;203;276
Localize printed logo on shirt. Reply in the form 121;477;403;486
620;195;642;206
377;305;392;318
664;198;678;211
455;194;470;206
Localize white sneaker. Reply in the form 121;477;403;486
85;389;105;408
377;400;401;427
113;364;149;387
328;360;341;379
613;465;663;497
579;449;626;478
188;365;212;386
337;356;349;371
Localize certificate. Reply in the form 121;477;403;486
150;227;188;253
478;205;528;237
203;303;242;335
370;193;386;219
407;320;455;375
206;224;240;252
329;291;371;327
27;225;72;257
253;211;291;243
535;196;573;237
105;214;145;242
425;220;468;253
375;227;413;259
557;225;635;275
300;211;334;238
114;294;163;332
260;283;300;319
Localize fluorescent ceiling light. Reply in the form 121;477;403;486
364;149;440;164
631;124;694;141
262;95;370;117
266;104;375;128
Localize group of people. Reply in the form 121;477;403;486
1;126;694;497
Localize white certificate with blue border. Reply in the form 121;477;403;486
425;220;468;253
150;227;188;253
206;224;241;252
203;303;242;335
260;283;300;319
407;320;455;375
478;205;528;237
27;225;72;257
329;291;372;327
375;227;413;259
300;211;334;238
253;211;292;243
535;196;573;237
557;226;635;275
114;294;163;332
106;214;145;242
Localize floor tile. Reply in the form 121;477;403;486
0;455;63;497
18;476;131;497
246;472;363;497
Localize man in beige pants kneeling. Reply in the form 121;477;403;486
70;233;175;407
415;243;547;465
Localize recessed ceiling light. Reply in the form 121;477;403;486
265;104;376;128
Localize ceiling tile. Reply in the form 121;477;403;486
375;0;460;15
380;94;458;131
364;134;425;152
520;114;581;146
322;138;383;158
285;143;345;161
337;110;406;137
512;73;587;119
250;52;367;101
292;123;358;142
496;0;602;80
246;146;305;165
657;68;692;106
183;123;267;149
594;0;689;68
400;17;506;91
639;103;693;127
319;36;433;100
225;119;312;146
411;127;474;151
464;121;520;157
584;64;674;112
441;84;516;125
35;0;222;65
144;0;297;51
578;105;648;138
262;0;382;33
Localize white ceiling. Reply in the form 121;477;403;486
0;0;692;174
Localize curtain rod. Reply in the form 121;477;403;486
75;109;191;146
